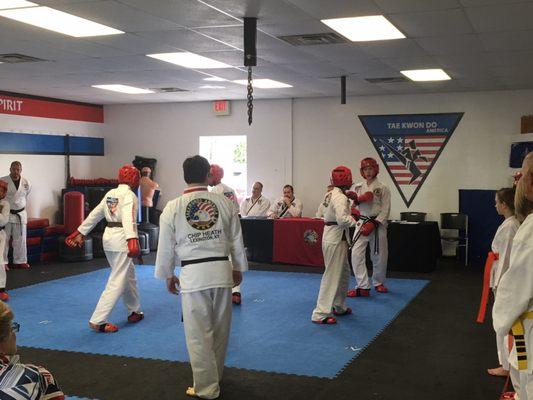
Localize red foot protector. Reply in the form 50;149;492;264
27;218;49;230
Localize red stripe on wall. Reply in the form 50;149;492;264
0;92;103;123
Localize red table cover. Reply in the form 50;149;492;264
272;218;325;267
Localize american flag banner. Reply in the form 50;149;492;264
359;113;464;207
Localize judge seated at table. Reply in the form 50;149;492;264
316;184;334;219
268;184;303;219
240;182;271;217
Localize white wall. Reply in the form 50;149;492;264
99;100;293;208
293;90;531;221
0;114;104;222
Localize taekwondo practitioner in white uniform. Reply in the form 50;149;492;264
1;161;31;269
493;152;533;400
311;167;357;325
240;182;270;217
0;181;10;301
208;164;243;304
65;165;144;333
268;185;303;219
347;157;391;297
155;155;248;400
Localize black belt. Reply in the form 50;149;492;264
10;208;24;214
181;256;229;267
0;226;4;231
107;222;123;228
325;221;337;226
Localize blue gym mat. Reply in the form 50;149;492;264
10;267;427;378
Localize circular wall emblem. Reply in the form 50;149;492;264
186;198;219;230
303;229;319;245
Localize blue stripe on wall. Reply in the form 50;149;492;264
0;131;104;155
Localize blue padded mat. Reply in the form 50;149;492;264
10;267;427;378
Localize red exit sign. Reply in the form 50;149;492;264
213;100;230;116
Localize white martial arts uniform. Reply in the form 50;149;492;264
76;184;141;325
0;176;31;264
494;213;533;400
312;188;356;321
240;196;270;217
269;197;303;218
211;182;239;213
490;216;520;370
155;185;248;400
350;179;390;289
0;198;9;288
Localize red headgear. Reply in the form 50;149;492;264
210;164;224;185
118;164;140;189
331;166;352;187
0;180;7;193
360;157;379;178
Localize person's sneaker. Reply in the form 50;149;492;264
90;322;119;333
375;284;389;293
232;292;241;305
0;292;9;302
127;311;144;323
312;317;337;325
347;288;371;297
333;307;352;316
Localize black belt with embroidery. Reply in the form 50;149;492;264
181;256;229;266
107;222;123;228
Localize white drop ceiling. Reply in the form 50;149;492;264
0;0;532;104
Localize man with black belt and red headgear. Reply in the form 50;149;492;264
311;166;358;325
65;165;144;333
346;157;391;297
1;161;31;270
155;155;247;399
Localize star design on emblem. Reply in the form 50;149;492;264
388;137;394;143
388;152;394;158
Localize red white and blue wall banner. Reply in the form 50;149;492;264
358;113;464;207
0;91;103;123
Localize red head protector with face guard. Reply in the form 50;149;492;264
118;164;140;190
210;164;224;185
360;157;379;179
331;166;353;188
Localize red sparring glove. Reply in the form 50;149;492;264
357;191;374;203
127;238;141;258
351;207;361;220
345;191;358;204
65;230;84;247
360;221;377;236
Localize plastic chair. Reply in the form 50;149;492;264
440;213;469;266
400;212;427;222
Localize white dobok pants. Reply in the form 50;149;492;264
0;230;6;288
3;222;27;264
182;287;232;400
90;251;141;325
312;241;351;321
350;224;388;289
510;367;533;400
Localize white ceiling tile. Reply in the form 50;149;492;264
85;33;181;55
388;8;473;37
258;20;330;37
465;2;533;32
374;0;462;13
137;28;236;52
479;30;533;51
459;0;533;6
357;38;428;59
380;55;441;70
285;0;381;19
415;34;485;55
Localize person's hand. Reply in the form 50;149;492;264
232;271;242;287
269;213;279;219
65;230;84;247
358;191;374;203
127;238;141;258
345;191;358;203
283;196;292;206
166;275;180;295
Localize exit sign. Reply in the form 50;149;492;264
213;100;230;116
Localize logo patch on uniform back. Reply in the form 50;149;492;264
106;197;119;215
186;198;219;231
359;113;464;207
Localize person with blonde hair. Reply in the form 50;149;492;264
0;302;65;399
493;152;533;399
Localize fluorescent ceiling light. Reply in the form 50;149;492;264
203;76;227;82
147;52;232;69
321;15;405;42
233;79;292;89
401;68;451;82
92;84;154;94
199;85;226;89
0;6;124;37
0;0;38;10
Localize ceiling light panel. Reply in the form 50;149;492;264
233;79;292;89
0;0;37;10
401;68;451;81
92;84;154;94
0;6;124;37
147;52;232;69
321;15;405;42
